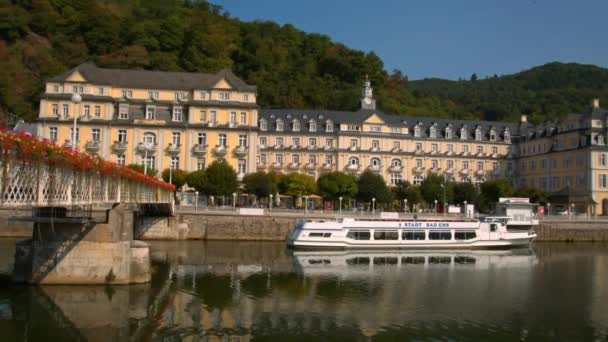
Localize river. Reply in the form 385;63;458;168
0;239;607;341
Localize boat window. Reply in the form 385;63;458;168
346;230;371;240
454;256;476;264
322;233;332;238
402;257;425;264
346;257;370;265
308;259;331;265
429;256;451;264
309;232;324;237
455;231;477;240
402;231;426;240
490;224;498;232
429;231;452;240
373;231;399;240
373;257;399;265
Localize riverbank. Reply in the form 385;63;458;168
3;209;608;242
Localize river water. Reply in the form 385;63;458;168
0;239;607;341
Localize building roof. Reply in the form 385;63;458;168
48;63;257;92
12;120;38;136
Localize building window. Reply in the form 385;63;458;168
143;156;155;170
53;85;59;93
325;155;333;165
475;129;482;141
259;154;267;165
413;175;424;185
445;128;452;139
414;126;421;137
259;136;267;147
416;159;423;168
148;91;159;100
447;144;453;153
348;124;360;131
431;159;438;169
391;127;401;134
370;125;381;132
121;89;132;98
210;111;217;123
293;120;300;132
275;154;283;164
326;121;333;132
170;156;179;169
218;134;227;147
230;112;236;125
370;158;381;167
277;120;284;132
117;155;125;166
350;139;358;148
393;141;400;150
200;110;206;122
197;133;206;146
372;140;380;150
119;105;129;119
92;128;100;142
49;127;57;142
83;105;90;117
219;92;230;100
238;135;247;147
504;130;511;142
143;132;156;145
602;154;608;166
200;91;207;100
175;92;187;101
72;85;84;93
477;145;483;154
349;157;359;166
145;106;155;120
309;155;317;165
431;143;438;152
489;131;496;141
292;137;300;146
240;112;247;125
309;138;317;147
415;143;422;152
94;106;101;117
172;107;183;122
310;121;317;132
463;145;469;153
460;128;468;140
171;132;181;145
52;104;58;116
326;138;333;147
447;160;454;169
238;159;246;174
118;129;127;143
292;154;300;164
429;126;437;138
197;158;206;170
243;94;249;102
391;174;402;185
392;159;402;167
260;120;267;131
492;162;498;171
477;161;483;170
276;137;284;146
62;104;69;117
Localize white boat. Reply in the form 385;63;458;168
288;216;536;249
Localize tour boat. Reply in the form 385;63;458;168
288;216;537;249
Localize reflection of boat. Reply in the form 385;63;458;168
293;249;538;276
288;216;536;249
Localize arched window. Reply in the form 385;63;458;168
348;157;359;166
370;158;381;167
143;132;156;145
391;159;402;167
413;175;424;185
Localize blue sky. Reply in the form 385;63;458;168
213;0;608;80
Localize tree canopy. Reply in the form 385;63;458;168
279;173;317;196
161;168;187;190
193;159;238;197
317;172;358;201
242;172;274;198
356;170;392;204
127;163;157;177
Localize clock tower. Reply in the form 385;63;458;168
360;75;376;110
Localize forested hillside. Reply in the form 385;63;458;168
0;0;606;124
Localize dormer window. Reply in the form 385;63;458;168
172;107;183;122
145;105;155;120
53;85;59;93
504;129;511;142
276;119;284;132
429;126;437;139
175;92;188;101
219;92;230;100
72;85;84;93
148;91;159;100
260;119;267;131
200;91;207;100
489;129;496;141
460;127;468;140
243;94;249;102
475;128;482;141
309;120;317;132
122;89;133;98
599;135;605;145
293;120;300;132
414;125;421;138
326;120;333;132
445;127;452;139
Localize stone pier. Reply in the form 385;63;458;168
13;204;151;284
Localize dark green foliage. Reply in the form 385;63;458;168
356;170;392;204
126;163;157;177
420;174;451;205
513;187;548;204
198;159;238;197
452;182;479;205
186;169;206;193
279;173;317;196
317;172;358;201
391;181;423;209
161;168;187;190
242;172;274;198
480;179;513;204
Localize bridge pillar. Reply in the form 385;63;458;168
13;204;151;284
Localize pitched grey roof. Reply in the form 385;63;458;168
12;120;38;136
259;108;520;139
48;63;257;92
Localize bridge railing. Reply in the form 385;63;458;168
0;131;175;208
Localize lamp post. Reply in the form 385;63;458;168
269;194;273;214
372;198;376;216
339;196;343;216
404;199;408;213
547;202;551;216
434;199;438;213
464;200;468;218
71;93;82;150
195;191;198;213
233;192;237;210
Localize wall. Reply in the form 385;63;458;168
0;209;33;237
536;220;608;242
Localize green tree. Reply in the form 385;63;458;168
126;163;158;177
480;179;513;204
317;172;358;201
513;187;548;204
452;182;479;205
356;170;392;204
186;170;206;193
199;159;238;197
392;181;423;210
161;168;187;189
420;174;451;206
279;173;317;196
243;172;274;199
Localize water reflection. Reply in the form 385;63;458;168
0;239;607;341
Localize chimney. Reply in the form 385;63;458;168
520;114;528;123
592;98;600;108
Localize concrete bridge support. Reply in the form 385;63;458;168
13;204;151;284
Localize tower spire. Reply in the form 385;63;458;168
361;76;375;110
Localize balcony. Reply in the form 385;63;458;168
287;163;300;170
323;145;334;151
273;144;283;150
414;149;423;155
167;143;181;155
137;142;157;154
305;163;316;170
348;146;359;152
371;147;380;152
491;153;499;158
346;164;360;171
290;145;300;150
307;145;317;151
257;163;267;170
391;147;401;153
445;151;454;156
460;169;470;175
271;162;283;170
192;144;208;156
237;173;245;181
368;164;381;172
445;168;455;175
475;169;485;176
112;141;128;153
429;167;441;174
322;163;333;171
214;145;228;157
235;145;248;156
208;121;218;128
389;165;403;173
430;150;439;155
461;151;470;157
412;166;425;174
85;140;101;153
63;140;77;150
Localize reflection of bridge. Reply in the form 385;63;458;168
0;132;175;284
